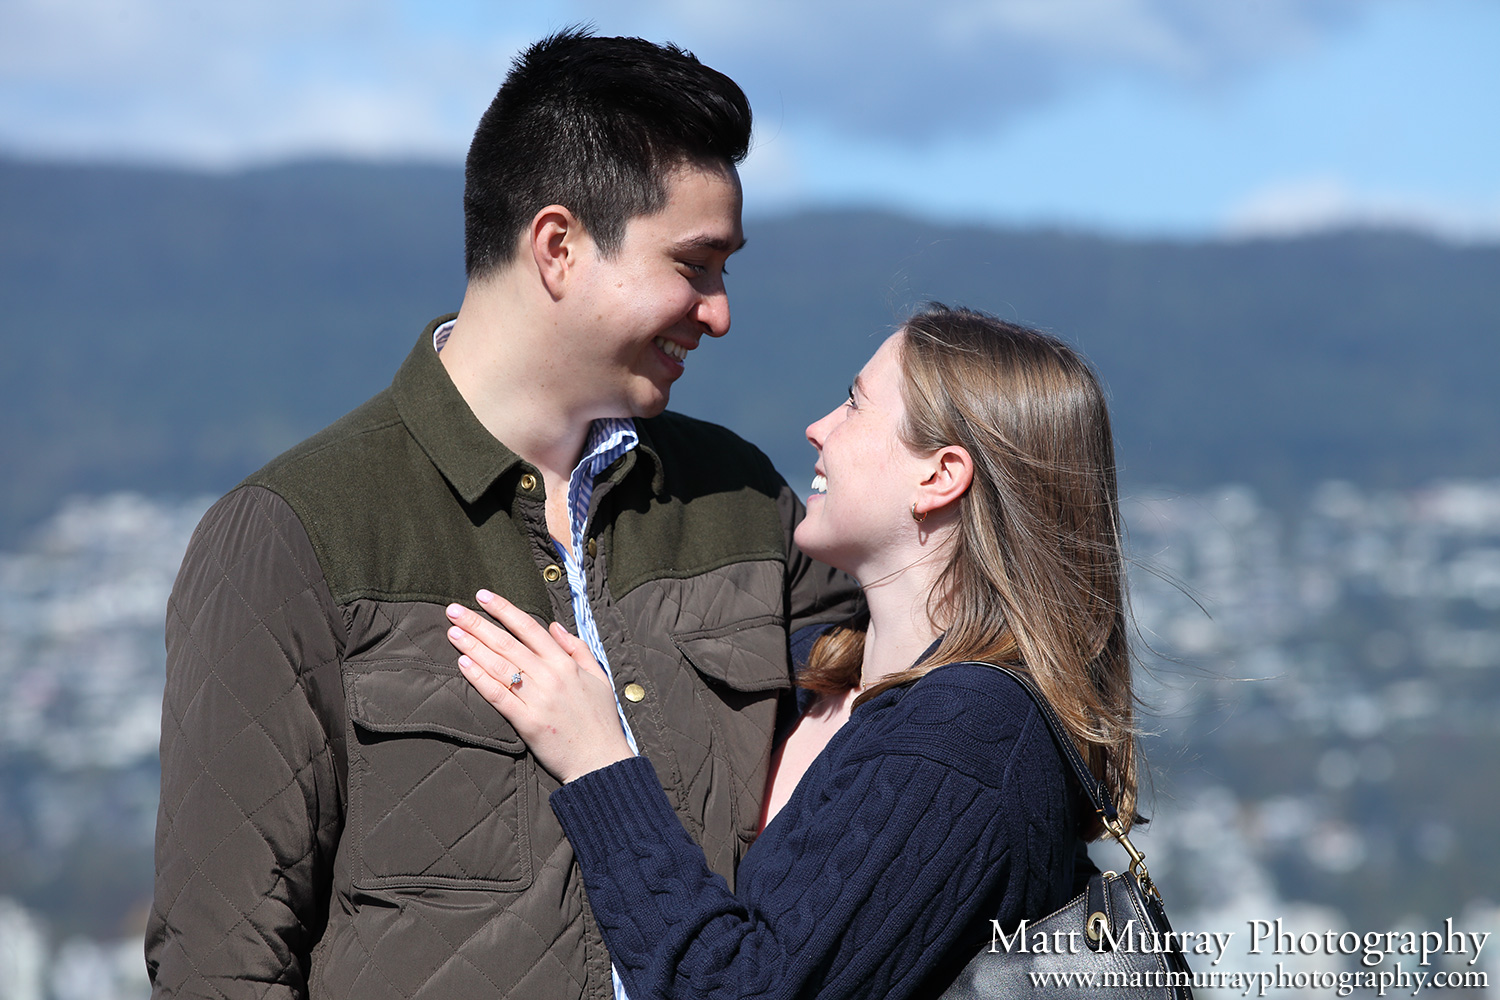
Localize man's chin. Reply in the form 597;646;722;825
631;387;672;419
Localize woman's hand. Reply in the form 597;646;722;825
446;590;634;784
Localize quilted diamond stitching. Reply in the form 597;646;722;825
339;831;587;998
357;741;478;879
154;489;342;996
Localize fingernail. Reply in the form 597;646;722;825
477;589;495;603
448;626;465;642
446;603;464;619
458;656;475;673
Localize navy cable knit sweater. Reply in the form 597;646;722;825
549;662;1081;1000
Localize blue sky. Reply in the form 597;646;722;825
1;0;1495;239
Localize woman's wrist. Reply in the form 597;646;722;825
550;755;679;857
558;743;635;784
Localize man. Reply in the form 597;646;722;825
147;30;859;1000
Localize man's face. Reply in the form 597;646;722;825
566;162;745;420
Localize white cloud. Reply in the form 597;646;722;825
585;0;1376;138
738;132;809;213
1223;176;1500;242
0;0;530;165
0;0;1392;164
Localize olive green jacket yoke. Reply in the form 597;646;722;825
148;319;861;999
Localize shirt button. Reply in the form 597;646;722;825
542;564;563;583
519;473;538;491
586;537;597;559
623;683;646;703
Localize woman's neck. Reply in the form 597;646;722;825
858;560;944;687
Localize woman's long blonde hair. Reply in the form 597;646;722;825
799;304;1138;836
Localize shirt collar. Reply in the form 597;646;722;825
579;418;639;477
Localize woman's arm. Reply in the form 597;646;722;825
551;743;1025;1000
446;600;1065;1000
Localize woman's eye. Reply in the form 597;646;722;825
844;385;856;408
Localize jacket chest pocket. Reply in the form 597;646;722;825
345;662;533;891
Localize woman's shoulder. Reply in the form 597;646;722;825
849;661;1066;788
899;660;1050;731
915;659;1036;701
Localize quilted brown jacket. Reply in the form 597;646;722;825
147;319;860;999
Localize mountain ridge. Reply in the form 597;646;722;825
4;157;1497;543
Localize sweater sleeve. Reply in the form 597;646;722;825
549;668;1070;1000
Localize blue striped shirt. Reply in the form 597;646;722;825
552;418;641;756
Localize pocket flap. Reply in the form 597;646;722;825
347;661;525;753
673;617;792;693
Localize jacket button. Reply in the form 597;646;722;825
623;683;646;703
542;564;563;583
519;473;538;491
586;537;597;559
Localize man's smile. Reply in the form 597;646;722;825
654;337;689;362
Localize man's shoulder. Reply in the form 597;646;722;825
229;386;472;603
639;409;785;491
640;408;765;451
598;411;796;597
245;388;405;496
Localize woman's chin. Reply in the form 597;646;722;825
792;524;855;579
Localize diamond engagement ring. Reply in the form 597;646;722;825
510;672;522;687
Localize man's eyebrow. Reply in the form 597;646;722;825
671;234;747;255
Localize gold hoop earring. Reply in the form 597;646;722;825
911;503;927;523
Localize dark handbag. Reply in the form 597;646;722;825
939;663;1194;1000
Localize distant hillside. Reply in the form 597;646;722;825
4;157;1498;542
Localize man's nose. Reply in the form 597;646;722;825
696;285;730;338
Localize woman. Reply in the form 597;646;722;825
446;304;1139;999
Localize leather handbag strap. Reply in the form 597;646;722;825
955;661;1118;823
958;662;1172;939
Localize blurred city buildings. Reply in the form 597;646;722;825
0;482;1496;997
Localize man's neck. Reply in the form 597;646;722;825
439;275;598;484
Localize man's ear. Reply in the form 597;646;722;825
528;205;586;299
913;444;974;519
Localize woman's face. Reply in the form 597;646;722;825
794;332;931;579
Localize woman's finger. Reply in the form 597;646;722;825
445;602;530;661
549;622;605;676
447;622;519;686
445;607;536;690
477;590;570;660
458;655;526;712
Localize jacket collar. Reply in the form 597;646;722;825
393;315;523;504
627;417;669;498
393;315;669;503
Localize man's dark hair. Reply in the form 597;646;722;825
464;28;752;278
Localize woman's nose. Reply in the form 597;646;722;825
805;408;837;449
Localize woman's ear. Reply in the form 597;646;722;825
528;205;585;299
913;445;973;520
